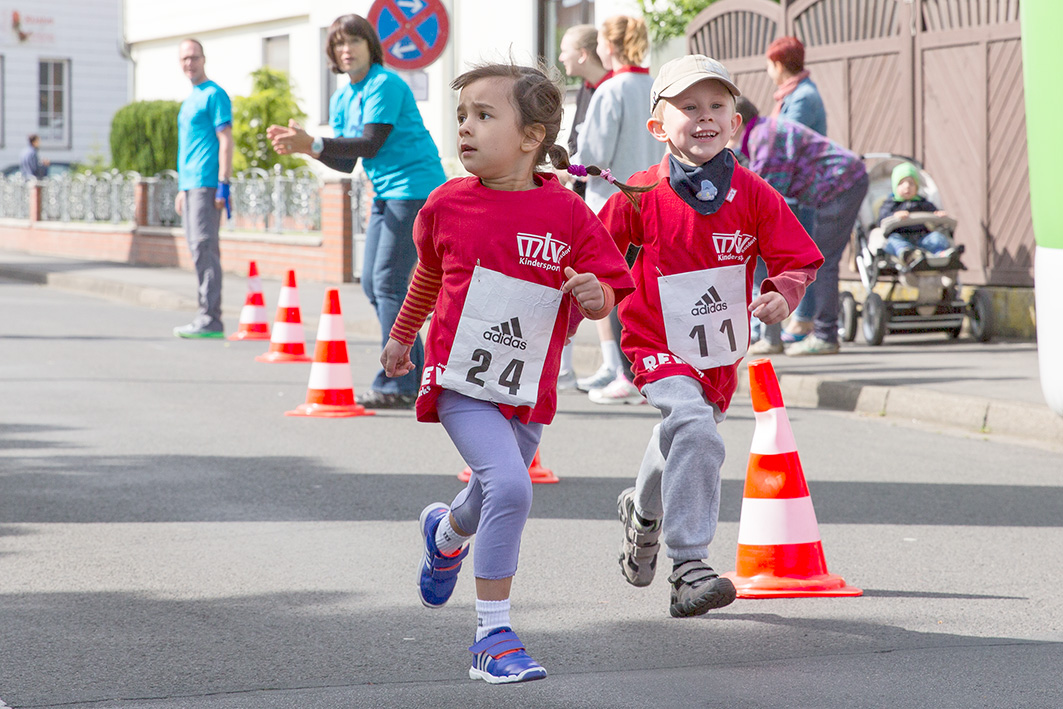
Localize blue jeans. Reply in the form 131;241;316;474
806;173;869;343
363;198;425;396
752;201;816;345
885;230;951;257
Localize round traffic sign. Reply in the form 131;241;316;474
368;0;450;71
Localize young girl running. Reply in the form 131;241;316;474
381;63;638;684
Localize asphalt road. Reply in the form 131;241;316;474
1;281;1061;708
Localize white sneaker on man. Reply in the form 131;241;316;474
589;374;645;405
747;338;783;355
556;369;578;391
577;364;617;392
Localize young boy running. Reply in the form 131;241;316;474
597;55;823;617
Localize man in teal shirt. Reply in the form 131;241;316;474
174;38;233;338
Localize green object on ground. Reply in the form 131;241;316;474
174;328;224;339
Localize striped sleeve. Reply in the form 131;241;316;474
389;262;443;345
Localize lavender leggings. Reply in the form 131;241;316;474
436;390;543;580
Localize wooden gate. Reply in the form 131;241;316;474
687;0;1029;286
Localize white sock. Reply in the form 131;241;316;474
434;513;471;556
601;341;622;372
560;341;574;373
475;598;511;641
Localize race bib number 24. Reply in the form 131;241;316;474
439;265;561;407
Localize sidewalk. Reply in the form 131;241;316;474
3;250;1060;446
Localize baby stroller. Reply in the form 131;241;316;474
839;153;993;346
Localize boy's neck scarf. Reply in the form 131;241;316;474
771;69;811;117
668;149;735;216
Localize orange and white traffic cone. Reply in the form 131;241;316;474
723;358;862;598
286;289;373;418
527;450;560;483
458;448;560;484
228;261;271;341
255;270;312;363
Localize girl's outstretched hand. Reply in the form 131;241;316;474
381;337;415;377
748;291;790;325
561;266;605;313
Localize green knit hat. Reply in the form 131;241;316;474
891;162;921;197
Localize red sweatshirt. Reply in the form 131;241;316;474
597;155;823;412
409;174;635;424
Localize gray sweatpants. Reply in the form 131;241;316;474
436;390;544;580
633;375;727;563
182;187;223;330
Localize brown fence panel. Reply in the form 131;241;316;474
847;52;907;155
687;0;783;115
986;36;1033;286
687;0;782;63
917;1;1026;286
790;0;902;45
922;42;987;280
807;58;847;144
788;0;912;153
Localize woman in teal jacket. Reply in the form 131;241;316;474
270;14;446;409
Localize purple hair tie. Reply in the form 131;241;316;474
567;164;588;177
600;168;617;184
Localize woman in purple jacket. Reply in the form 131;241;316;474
732;97;868;356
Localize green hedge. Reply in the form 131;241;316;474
231;68;306;173
110;100;181;176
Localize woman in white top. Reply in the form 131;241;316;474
573;15;662;213
570;15;663;400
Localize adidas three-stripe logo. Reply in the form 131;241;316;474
691;286;728;316
482;317;528;350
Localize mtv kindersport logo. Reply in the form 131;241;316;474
484;317;528;350
692;286;728;316
712;230;755;262
517;231;570;272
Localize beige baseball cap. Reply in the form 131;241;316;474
650;54;741;111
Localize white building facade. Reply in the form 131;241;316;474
123;0;660;172
0;0;130;170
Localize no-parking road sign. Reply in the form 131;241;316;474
368;0;450;71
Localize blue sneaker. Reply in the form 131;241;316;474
418;503;468;608
468;628;547;684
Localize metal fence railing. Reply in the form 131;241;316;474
0;175;30;219
36;170;140;223
145;170;180;227
230;166;322;233
0;166;325;234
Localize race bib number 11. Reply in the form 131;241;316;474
657;264;748;370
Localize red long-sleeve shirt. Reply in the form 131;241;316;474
598;155;823;413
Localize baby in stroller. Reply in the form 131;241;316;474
844;154;991;345
877;162;956;269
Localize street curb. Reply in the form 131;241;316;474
0;264;197;312
734;365;1063;443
